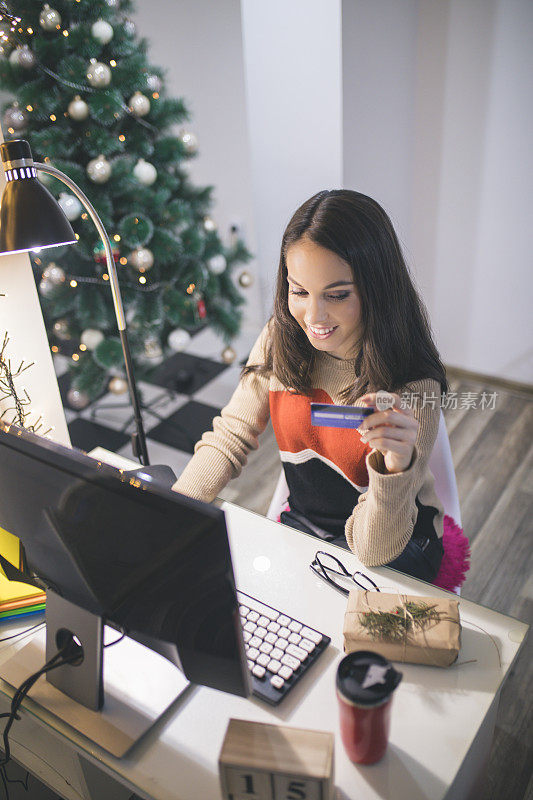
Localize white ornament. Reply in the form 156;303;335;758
129;91;150;117
133;158;157;186
180;130;198;155
87;154;111;183
203;216;217;232
18;45;36;70
40;5;61;31
208;254;226;275
58;192;82;221
43;263;65;285
87;59;111;88
129;248;154;271
108;376;128;394
167;328;191;352
39;276;55;297
81;328;105;350
68;95;89;120
91;19;114;45
67;388;90;410
9;48;21;66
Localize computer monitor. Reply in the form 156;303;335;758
0;419;250;712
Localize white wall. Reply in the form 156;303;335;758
133;0;261;330
240;0;343;316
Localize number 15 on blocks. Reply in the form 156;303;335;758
219;718;335;800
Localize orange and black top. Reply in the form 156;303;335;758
174;324;444;566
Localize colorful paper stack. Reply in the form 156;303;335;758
0;527;45;622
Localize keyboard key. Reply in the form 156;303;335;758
239;605;249;616
247;647;260;661
257;615;270;628
259;642;273;655
247;600;279;621
270;675;285;690
267;621;280;633
286;643;307;661
278;665;293;680
281;653;300;671
270;647;284;661
247;611;260;622
277;615;290;626
252;665;266;678
301;627;322;644
267;659;282;674
288;620;302;633
288;632;302;645
278;626;290;639
249;636;261;649
257;653;270;667
256;626;268;639
243;621;257;633
242;630;252;643
276;638;289;651
265;631;278;645
299;638;316;654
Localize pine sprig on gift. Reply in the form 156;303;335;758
359;601;442;642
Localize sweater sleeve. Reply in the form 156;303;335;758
344;378;442;566
172;324;271;503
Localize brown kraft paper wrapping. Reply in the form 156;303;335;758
343;590;461;667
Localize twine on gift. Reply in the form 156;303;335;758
358;588;502;669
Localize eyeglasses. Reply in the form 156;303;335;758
310;551;380;595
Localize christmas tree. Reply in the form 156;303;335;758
0;0;251;407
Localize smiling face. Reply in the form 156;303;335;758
286;237;363;359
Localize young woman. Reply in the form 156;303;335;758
173;190;465;585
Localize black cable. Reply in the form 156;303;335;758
0;767;8;800
0;622;44;645
0;640;83;768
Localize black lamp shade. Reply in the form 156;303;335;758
0;139;76;255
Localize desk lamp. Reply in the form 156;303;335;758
0;138;149;465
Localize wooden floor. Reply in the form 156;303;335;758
223;375;533;800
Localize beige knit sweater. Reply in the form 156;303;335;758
174;324;444;566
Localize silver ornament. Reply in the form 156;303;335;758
129;248;154;271
221;346;236;365
180;130;198;155
208;254;227;275
146;74;161;92
43;263;65;285
133;158;157;186
108;376;128;394
53;319;71;340
87;59;111;88
68;95;89;121
142;337;163;362
67;388;90;410
91;19;114;44
58;192;82;221
81;328;104;350
167;328;191;352
238;270;253;288
40;4;61;31
87;154;111;183
203;216;217;232
123;18;136;36
129;91;150;117
3;103;27;132
39;276;54;297
18;45;36;70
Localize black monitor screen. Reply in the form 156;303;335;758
0;421;250;698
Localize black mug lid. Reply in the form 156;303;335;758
336;650;402;706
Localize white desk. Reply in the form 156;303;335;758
0;501;528;800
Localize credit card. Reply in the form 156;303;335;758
311;403;374;429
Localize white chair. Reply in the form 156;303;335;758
267;410;461;525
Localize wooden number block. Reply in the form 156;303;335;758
219;718;334;800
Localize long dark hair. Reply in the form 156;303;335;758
244;189;448;400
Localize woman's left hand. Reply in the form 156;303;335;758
358;392;419;474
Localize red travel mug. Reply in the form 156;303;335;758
336;651;402;764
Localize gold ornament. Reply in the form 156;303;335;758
221;346;236;365
238;270;253;288
129;91;150;117
108;377;128;395
39;4;61;31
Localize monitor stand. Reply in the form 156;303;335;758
0;591;191;758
